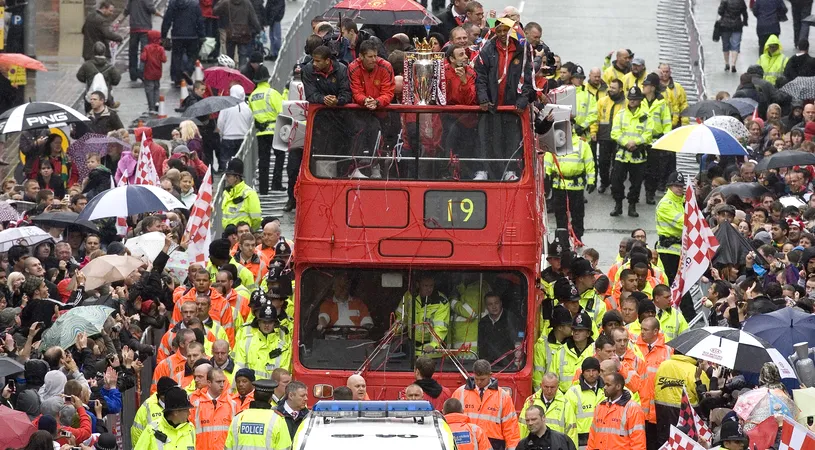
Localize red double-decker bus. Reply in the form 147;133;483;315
292;104;544;409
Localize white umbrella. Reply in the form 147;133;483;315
125;231;166;262
82;255;145;291
703;116;750;141
0;226;53;252
77;185;187;221
0;102;89;134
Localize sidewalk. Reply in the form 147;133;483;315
696;2;797;97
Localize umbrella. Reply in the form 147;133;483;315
40;305;115;348
78;185;188;221
713;220;768;267
82;255;145;291
780;76;815;100
704;115;750;141
714;182;770;199
165;250;192;284
0;357;24;378
743;307;815;358
755;150;815;171
321;0;440;25
203;67;255;93
0;226;53;252
0;102;89;134
125;231;167;262
0;53;47;72
723;98;758;117
67;133;115;181
83;134;131;148
182;96;242;118
0;201;20;222
680;100;741;120
146;116;202;140
733;388;799;431
651;124;749;156
0;405;36;449
31;211;99;232
667;326;797;377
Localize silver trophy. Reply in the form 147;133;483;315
404;38;445;105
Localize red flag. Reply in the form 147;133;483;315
780;416;815;450
134;141;159;186
183;166;213;263
658;425;705;450
676;388;712;444
671;184;720;307
749;416;781;450
115;171;128;237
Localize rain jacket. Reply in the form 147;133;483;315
752;0;787;37
161;0;205;39
140;30;166;81
301;58;353;105
82;10;123;60
76;55;122;96
348;56;395;107
757;35;789;85
453;377;520;450
586;389;646;450
115;150;138;185
474;36;533;110
135;127;167;175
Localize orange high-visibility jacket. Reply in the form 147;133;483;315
173;287;235;346
453;379;520;450
444;412;493;450
587;390;646;450
151;351;187;394
231;390;255;414
634;334;673;423
189;388;238;450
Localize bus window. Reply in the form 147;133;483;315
308;109;524;182
298;268;528;372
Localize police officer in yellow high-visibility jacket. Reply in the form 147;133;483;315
571;66;598;143
519;373;578;445
544;134;595;241
221;158;262;230
549;311;595;393
622;57;646;91
572;258;605;338
655;172;686;283
609;86;654;219
533;305;572;388
658;64;689;128
131;377;177;448
641;73;673;206
248;65;284;195
652;284;688;342
225;379;292;450
450;279;490;357
757;35;788;86
602;49;631;86
596;79;626;193
565;357;605;448
395;274;450;356
134;387;196;450
234;300;292;380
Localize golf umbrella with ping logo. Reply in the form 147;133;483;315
666;326;796;377
0;102;89;134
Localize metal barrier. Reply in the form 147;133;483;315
211;124;259;238
688;0;708;101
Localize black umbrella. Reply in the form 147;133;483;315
680;101;742;120
182;96;242;118
723;98;758;117
780;76;815;100
146;117;202;140
755;150;815;171
0;102;90;134
31;211;99;232
714;182;770;199
713;220;768;267
0;357;23;378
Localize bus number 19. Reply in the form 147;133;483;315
447;198;474;222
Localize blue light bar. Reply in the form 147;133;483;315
387;401;433;412
312;401;435;418
313;401;360;412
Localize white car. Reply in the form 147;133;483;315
291;401;456;450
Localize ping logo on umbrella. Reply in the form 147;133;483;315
25;112;69;127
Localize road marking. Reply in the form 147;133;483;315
518;0;525;12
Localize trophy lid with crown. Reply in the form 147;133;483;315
403;37;446;105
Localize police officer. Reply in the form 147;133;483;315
641;72;673;205
225;379;292;450
571;66;598;143
655;172;685;283
596;79;626;193
234;299;292;379
533;305;572;387
544;128;595;242
221;158;262;230
248;65;284;195
131;377;177;448
609;86;653;218
395;274;450;356
570;258;605;336
549;310;595;393
519;372;578;444
565;357;604;448
134;387;196;450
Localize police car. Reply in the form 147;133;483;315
292;401;455;450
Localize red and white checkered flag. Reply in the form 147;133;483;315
671;184;719;307
114;172;128;237
134;142;159;186
183;166;213;263
780;416;815;450
677;388;713;444
659;425;706;450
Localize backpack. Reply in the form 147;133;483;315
85;65;111;102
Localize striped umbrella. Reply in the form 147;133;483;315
41;305;115;349
77;185;188;221
0;102;89;134
651;124;749;156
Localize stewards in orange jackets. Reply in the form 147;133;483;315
612;328;644;395
443;398;493;450
151;330;198;394
231;368;257;413
633;317;673;424
452;360;520;450
172;271;235;346
189;368;237;450
234;233;267;281
587;373;646;450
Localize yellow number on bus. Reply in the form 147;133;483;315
460;198;473;222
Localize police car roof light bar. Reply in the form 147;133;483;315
312;401;434;418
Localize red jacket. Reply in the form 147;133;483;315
33;407;92;445
444;62;477;105
199;0;217;18
134;127;167;176
348;57;395;107
140;30;166;81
